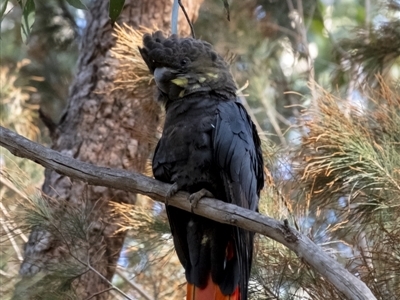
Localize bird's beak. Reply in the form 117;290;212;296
154;67;175;93
154;67;170;83
154;67;173;83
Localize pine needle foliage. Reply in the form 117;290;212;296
0;60;41;142
111;201;170;237
110;200;187;299
10;186;100;299
111;24;156;92
249;77;400;300
251;238;347;300
250;157;347;300
295;77;400;298
0;61;46;299
110;24;162;150
334;19;400;83
0;168;85;299
298;78;400;221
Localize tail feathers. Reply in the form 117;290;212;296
187;276;240;300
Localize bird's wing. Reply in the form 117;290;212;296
213;100;264;211
212;100;264;298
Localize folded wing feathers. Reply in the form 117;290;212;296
214;101;260;210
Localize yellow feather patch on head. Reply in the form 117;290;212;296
190;83;201;90
171;77;188;87
206;73;218;79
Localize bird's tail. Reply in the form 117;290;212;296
186;276;240;300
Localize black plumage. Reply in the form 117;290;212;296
140;31;264;299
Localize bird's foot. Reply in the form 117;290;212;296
165;182;179;206
188;189;214;212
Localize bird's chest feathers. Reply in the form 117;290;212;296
159;98;217;160
153;98;218;185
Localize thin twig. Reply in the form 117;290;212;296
0;199;28;242
178;0;195;38
286;0;318;108
0;175;31;201
0;190;24;260
49;216;133;300
253;82;287;146
115;269;155;300
0;269;12;277
237;87;264;136
86;264;132;299
84;287;114;300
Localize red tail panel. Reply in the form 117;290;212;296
186;276;240;300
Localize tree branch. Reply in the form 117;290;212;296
0;126;376;300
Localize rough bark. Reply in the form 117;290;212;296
15;0;202;299
1;126;377;300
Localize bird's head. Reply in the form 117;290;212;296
139;31;237;102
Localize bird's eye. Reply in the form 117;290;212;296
180;59;188;66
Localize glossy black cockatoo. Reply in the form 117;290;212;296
139;31;264;300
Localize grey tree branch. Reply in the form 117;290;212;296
0;126;376;300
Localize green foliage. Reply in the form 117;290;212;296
0;0;9;22
19;0;35;42
222;0;230;21
7;183;111;299
295;79;400;298
1;0;127;42
65;0;87;10
334;20;400;83
298;80;400;219
109;0;125;23
13;272;78;300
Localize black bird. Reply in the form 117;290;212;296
140;31;264;300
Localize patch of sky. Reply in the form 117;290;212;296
273;156;294;181
338;196;348;208
254;5;266;21
75;9;87;34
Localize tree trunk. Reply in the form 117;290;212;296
16;0;202;299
